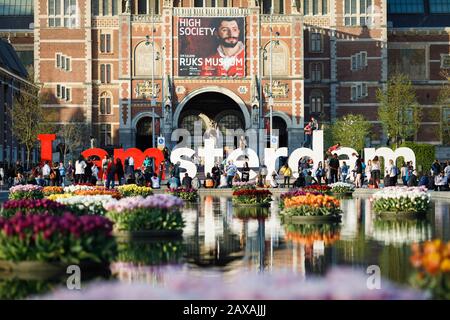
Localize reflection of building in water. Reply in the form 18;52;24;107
434;201;450;241
340;197;361;239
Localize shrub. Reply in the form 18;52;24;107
399;142;435;173
117;184;153;198
168;188;198;202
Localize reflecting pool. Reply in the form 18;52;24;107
1;195;449;299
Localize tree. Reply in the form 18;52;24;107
376;73;421;147
331;114;371;153
57;122;90;164
435;71;450;146
10;69;43;169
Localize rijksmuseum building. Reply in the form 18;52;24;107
1;0;450;156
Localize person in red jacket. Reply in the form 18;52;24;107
200;18;245;77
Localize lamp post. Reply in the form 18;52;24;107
146;18;160;148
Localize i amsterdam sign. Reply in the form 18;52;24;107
37;131;416;181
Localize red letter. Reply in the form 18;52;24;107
114;148;165;179
38;134;56;165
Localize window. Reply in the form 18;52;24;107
100;124;112;146
103;0;110;15
56;85;71;101
388;0;424;14
312;0;319;14
351;83;368;101
322;0;328;14
304;0;309;14
430;0;450;13
138;0;159;14
441;54;450;69
344;0;374;26
100;64;112;83
0;0;33;15
310;63;322;82
99;92;112;115
310;92;323;113
100;34;112;53
351;51;367;71
48;0;77;27
92;0;99;15
55;53;71;71
310;32;322;53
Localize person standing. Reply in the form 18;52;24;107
444;160;450;182
101;155;109;183
105;157;116;189
371;156;381;188
182;173;193;189
151;173;160;189
116;158;124;186
355;156;363;188
42;161;51;186
84;159;93;184
303;121;312;148
128;156;135;176
91;162;99;185
315;161;324;185
329;154;340;184
279;163;292;188
365;160;372;186
340;161;349;183
226;161;237;187
401;162;408;185
212;163;221;188
58;162;66;187
241;162;250;182
75;157;87;184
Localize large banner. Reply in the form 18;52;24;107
178;17;245;77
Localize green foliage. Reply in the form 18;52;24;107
377;73;422;146
106;208;185;232
0;279;54;300
331;114;372;152
8;190;44;200
373;197;430;214
233;206;269;219
399;142;435;173
435;83;450;146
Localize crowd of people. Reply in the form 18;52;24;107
1;147;449;192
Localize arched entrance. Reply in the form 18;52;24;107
178;92;246;142
273;116;288;148
136;117;154;151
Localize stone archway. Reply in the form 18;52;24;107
173;87;251;130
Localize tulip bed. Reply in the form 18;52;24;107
105;195;185;233
54;195;115;216
0;213;117;264
303;185;331;195
232;189;272;206
372;186;431;214
410;240;450;299
329;182;355;194
281;194;342;218
0;199;72;218
279;189;321;209
42;186;64;196
232;182;256;191
168;188;198;202
9;185;44;200
117;184;153;198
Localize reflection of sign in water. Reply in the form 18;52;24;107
264;81;289;98
135;81;160;98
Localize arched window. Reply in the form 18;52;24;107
134;41;162;77
99;92;112;115
263;40;289;76
262;0;284;14
310;90;323;114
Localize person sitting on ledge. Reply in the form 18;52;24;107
327;143;341;154
418;172;429;187
204;173;215;188
434;171;448;191
182;173;193;189
407;170;418;187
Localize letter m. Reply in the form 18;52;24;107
364;147;416;169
